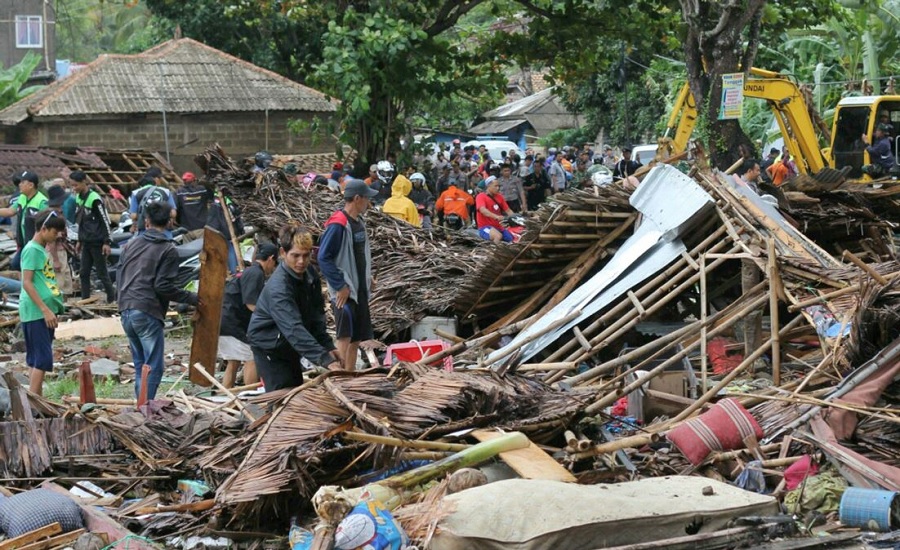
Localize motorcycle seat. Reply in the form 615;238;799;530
176;237;204;260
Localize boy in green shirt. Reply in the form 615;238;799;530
20;209;66;395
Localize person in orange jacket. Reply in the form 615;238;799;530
436;180;475;229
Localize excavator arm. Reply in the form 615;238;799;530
663;68;829;175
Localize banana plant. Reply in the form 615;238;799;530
0;51;43;110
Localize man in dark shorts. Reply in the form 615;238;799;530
219;242;278;387
318;179;378;371
247;226;339;391
19;209;67;395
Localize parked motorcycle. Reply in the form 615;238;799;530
107;234;202;288
501;214;527;243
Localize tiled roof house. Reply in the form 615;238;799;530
0;38;338;171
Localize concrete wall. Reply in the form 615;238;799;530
9;110;337;172
0;0;56;76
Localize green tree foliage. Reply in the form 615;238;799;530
309;2;506;167
144;0;506;169
56;0;172;62
0;52;44;111
143;0;321;81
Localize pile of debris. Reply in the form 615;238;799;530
6;147;900;548
200;145;489;338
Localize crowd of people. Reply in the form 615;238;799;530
294;142;642;242
11;134;844;399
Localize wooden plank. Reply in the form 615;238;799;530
16;529;85;550
472;429;576;482
0;523;62;550
189;227;229;387
55;317;125;341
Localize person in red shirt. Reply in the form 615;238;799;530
476;176;514;242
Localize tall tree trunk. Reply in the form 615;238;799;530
679;0;766;169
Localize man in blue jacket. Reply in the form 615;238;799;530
317;179;378;371
862;123;895;178
248;225;340;391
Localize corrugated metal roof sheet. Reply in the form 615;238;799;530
0;38;336;125
481;88;555;120
468;118;528;134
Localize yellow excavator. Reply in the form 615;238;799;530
663;67;900;184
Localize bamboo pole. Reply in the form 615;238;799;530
545;241;740;385
656;339;774;431
543;226;731;366
768;239;781;386
842;250;888;285
791;352;834;396
787;271;900;311
415;315;536;367
706;443;781;462
217;190;244;273
483;309;583;371
569;433;660;460
516;362;577;372
192;363;256;422
741;392;900;424
585;292;770;413
700;253;708;393
563;240;739;365
569;281;769;389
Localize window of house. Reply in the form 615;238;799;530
15;15;43;48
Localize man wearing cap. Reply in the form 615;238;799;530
476;176;515;243
0;171;48;271
862;123;895;178
219;242;278;388
613;147;642;179
72;171;116;303
602;146;617;170
174;171;211;242
318;179;378;371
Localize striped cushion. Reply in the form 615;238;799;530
666;398;764;465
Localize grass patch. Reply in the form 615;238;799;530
44;376;78;401
44;374;139;401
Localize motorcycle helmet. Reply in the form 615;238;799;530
254;151;273;169
445;213;464;230
410;172;426;185
548;147;558;155
376;160;394;184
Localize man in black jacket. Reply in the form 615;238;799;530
72;171;116;302
118;202;198;399
248;224;340;391
613;147;642;179
174;171;211;242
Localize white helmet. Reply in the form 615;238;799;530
376;161;394;184
410;172;426;185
